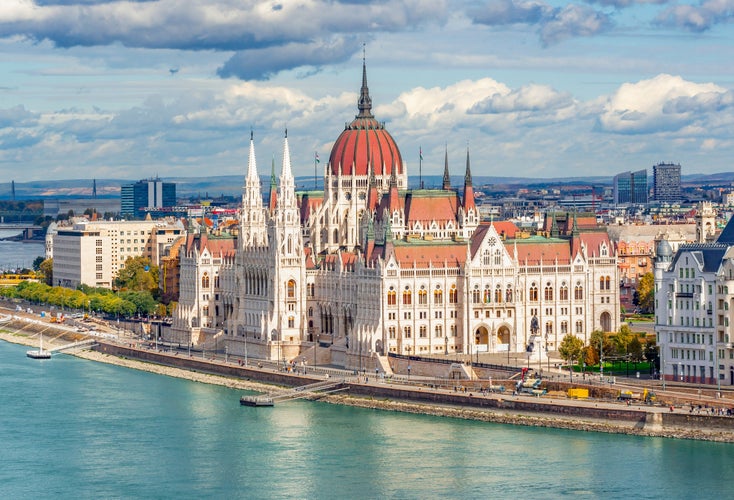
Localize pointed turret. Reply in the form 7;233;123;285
278;129;297;210
357;53;373;119
442;145;451;190
244;130;262;209
269;154;277;212
550;212;559;238
462;148;476;212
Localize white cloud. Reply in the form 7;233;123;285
656;0;734;32
597;74;730;134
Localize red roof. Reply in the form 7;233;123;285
329;117;403;177
404;191;460;227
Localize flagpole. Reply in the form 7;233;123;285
419;146;423;189
314;152;318;190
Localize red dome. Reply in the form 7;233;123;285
329;117;403;177
328;61;403;177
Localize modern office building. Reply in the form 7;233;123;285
121;178;177;219
613;169;648;205
653;163;682;202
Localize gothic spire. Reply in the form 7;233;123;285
464;147;473;187
442;144;451;190
356;47;373;119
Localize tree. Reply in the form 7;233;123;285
613;325;634;356
644;337;659;374
115;256;159;295
38;258;53;286
589;330;613;367
628;336;643;363
635;272;654;313
559;334;584;377
32;256;45;271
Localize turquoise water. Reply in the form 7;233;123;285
1;340;733;499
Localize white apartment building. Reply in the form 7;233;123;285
53;219;184;289
655;212;734;387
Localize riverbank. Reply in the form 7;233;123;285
4;326;734;443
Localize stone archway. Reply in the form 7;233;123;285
600;311;612;332
474;325;489;352
498;325;510;345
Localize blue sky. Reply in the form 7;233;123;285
1;0;734;184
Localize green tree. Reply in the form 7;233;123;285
589;330;613;367
32;256;45;271
38;258;53;286
120;290;158;316
628;336;643;363
636;272;655;313
115;256;159;295
644;337;659;373
559;334;585;376
613;324;634;356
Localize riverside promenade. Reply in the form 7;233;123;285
3;308;734;442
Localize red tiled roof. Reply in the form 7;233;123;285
404;191;460;227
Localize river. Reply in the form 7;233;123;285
0;229;45;271
0;341;732;499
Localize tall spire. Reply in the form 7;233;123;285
442;144;451;190
357;45;373;119
464;147;473;187
246;129;258;182
463;147;476;212
269;153;277;212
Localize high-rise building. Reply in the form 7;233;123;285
613;169;648;205
653;163;681;202
121;178;176;218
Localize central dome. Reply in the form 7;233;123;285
328;63;404;178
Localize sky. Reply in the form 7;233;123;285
1;0;734;185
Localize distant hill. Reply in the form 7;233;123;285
2;171;733;200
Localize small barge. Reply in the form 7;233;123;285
240;395;274;407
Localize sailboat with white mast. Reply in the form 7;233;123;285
27;333;51;359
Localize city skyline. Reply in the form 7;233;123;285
1;1;734;183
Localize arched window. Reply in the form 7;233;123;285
560;283;569;301
435;325;443;337
404;326;412;338
529;283;538;302
420;325;427;338
575;283;584;300
484;286;491;303
403;287;412;305
545;322;553;335
494;249;502;266
287;279;296;299
605;276;611;290
495;284;502;303
434;287;443;305
388;327;396;339
483;250;491;266
544;282;553;301
202;273;210;289
575;320;583;333
472;287;481;304
599;276;605;290
506;285;513;303
387;288;397;306
288;316;294;328
214;274;220;288
418;288;428;305
449;285;458;304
